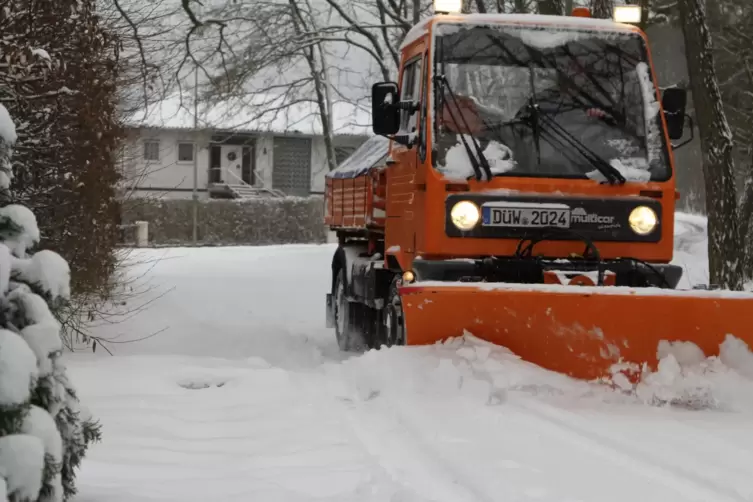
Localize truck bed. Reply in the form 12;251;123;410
324;169;386;230
324;136;389;232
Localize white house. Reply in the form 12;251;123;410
119;94;372;199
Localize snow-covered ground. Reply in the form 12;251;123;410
68;213;753;502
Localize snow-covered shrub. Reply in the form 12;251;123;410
0;104;100;502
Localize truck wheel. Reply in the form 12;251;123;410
384;276;406;347
333;269;356;351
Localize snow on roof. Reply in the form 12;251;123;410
400;13;638;50
326;134;390;179
125;93;372;137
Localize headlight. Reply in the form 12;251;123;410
450;201;480;231
628;206;658;235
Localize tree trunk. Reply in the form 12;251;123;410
590;0;612;19
678;0;744;290
538;0;563;15
289;0;337;172
739;147;753;280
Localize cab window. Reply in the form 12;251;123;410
399;56;423;135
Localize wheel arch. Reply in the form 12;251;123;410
331;242;369;293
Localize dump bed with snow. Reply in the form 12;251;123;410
324;135;389;230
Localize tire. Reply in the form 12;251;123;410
333;269;357;351
383;275;406;347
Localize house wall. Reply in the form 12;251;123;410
121;128;212;200
121;127;368;199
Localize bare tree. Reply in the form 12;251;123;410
677;0;743;289
160;0;422;171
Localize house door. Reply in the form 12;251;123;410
241;146;254;185
221;145;243;184
209;146;222;183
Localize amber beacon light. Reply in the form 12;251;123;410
613;4;642;23
434;0;462;14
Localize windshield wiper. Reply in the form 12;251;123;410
527;63;542;166
488;39;624;184
516;104;626;184
434;74;493;181
536;110;626;184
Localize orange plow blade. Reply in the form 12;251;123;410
399;282;753;381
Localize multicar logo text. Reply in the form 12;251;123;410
570;207;615;225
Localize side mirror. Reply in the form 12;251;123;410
372;82;400;136
661;87;687;140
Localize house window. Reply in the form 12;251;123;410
143;140;159;161
178;142;194;162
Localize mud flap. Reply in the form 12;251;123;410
398;281;753;381
325;293;335;328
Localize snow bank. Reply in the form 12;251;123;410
330;334;597;409
331;329;753;415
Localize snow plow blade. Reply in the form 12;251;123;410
399;282;753;381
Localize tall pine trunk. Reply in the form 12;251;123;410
678;0;743;290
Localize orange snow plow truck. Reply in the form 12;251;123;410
324;4;753;382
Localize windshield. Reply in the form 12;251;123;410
431;22;670;182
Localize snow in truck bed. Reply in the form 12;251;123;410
326;134;390;179
66;213;753;502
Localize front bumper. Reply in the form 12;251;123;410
409;256;683;289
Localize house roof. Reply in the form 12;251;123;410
125;93;372;137
326;134;390;179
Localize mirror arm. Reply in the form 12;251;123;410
374;132;416;148
671;115;695;150
387;133;416;148
395;101;419;113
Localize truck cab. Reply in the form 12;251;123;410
373;9;689;274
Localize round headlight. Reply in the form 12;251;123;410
450;201;480;231
628;206;658;235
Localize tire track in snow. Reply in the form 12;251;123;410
337;394;496;502
510;398;751;502
298;368;463;502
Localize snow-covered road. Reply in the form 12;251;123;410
68;213;753;502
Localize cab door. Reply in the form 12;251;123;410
385;50;426;271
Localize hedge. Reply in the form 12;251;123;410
120;196;328;246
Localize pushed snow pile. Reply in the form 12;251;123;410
329;333;598;408
332;331;753;413
613;336;753;411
